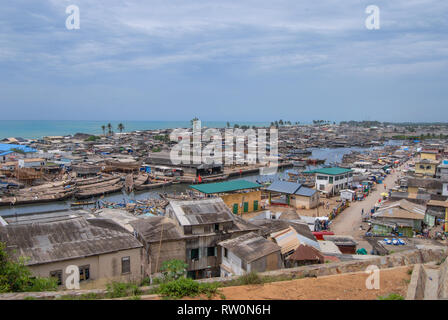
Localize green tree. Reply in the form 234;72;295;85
190;117;199;126
160;259;188;281
117;123;125;133
101;125;106;136
107;123;113;135
226;122;230;128
0;242;58;293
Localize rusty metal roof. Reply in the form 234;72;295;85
287;244;324;262
130;216;186;243
169;198;235;226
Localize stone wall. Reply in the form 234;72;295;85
1;246;446;300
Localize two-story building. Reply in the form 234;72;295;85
304;167;353;196
415;158;439;177
131;198;259;279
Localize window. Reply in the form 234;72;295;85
329;177;333;184
207;247;216;257
190;248;199;260
121;256;131;274
214;223;219;232
224;248;228;258
50;270;63;285
79;265;90;281
420;165;425;169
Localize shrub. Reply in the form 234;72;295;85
160;259;188;282
157;277;219;299
377;293;404;300
0;242;58;293
106;282;142;298
237;271;263;285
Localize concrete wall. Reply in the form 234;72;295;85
221;191;261;214
2;247;446;300
290;193;319;209
250;251;283;273
415;163;436;176
148;240;186;274
437;258;448;299
201;246;448;286
29;248;144;289
406;264;425;300
221;249;244;276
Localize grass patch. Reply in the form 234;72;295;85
56;292;100;300
157;277;219;299
377;293;404;300
106;282;142;299
219;272;299;288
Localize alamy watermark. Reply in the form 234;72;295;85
365;5;380;30
66;5;80;30
169;120;279;175
365;265;380;290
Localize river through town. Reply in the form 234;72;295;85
0;141;404;217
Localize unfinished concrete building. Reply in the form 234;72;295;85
131;198;259;279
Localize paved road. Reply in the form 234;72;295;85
330;166;402;250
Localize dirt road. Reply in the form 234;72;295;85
330;166;403;251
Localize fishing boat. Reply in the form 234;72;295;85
70;200;96;207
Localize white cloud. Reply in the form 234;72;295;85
0;0;447;76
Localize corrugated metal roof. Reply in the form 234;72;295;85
0;216;142;266
0;144;36;153
189;180;261;194
169;198;235;226
295;186;317;197
266;180;301;194
218;232;281;263
271;226;300;254
373;199;425;220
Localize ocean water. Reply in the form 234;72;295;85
0;120;271;140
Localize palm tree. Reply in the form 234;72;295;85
101;125;106;136
107;123;112;135
117;123;124;133
226;122;230;128
190;117;199;126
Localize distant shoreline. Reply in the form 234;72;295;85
0;120;272;140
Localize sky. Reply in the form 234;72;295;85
0;0;447;122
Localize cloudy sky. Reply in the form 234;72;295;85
1;0;447;122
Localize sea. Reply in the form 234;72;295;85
0;120;272;140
